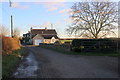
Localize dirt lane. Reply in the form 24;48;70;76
13;51;39;78
27;46;118;78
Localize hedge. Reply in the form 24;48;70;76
2;36;21;54
71;38;119;52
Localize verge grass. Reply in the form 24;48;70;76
2;47;27;78
39;45;120;57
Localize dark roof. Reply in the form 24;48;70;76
23;33;30;37
31;29;57;35
60;38;81;40
42;35;59;39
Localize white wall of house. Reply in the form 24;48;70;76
33;34;44;45
34;39;42;45
32;34;59;45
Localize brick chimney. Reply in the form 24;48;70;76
45;27;47;31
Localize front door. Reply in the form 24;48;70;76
35;39;42;45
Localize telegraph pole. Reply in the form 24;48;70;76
11;15;13;37
9;0;14;37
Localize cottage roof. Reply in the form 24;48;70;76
31;29;57;35
42;35;59;39
23;32;30;37
33;34;43;39
32;34;59;39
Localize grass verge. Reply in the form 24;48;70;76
2;47;27;78
39;46;120;57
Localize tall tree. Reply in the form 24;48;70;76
0;25;9;36
66;2;118;39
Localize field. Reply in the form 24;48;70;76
59;40;72;44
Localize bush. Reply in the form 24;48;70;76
2;36;21;54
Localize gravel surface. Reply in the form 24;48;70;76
26;46;118;78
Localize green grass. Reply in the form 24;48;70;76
39;45;120;57
59;40;72;44
2;54;19;78
2;47;26;78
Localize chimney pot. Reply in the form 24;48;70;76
45;27;47;30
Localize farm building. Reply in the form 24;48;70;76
23;27;59;45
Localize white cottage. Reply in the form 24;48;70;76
23;28;59;45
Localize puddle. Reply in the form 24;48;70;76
13;52;39;78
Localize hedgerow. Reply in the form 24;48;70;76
2;36;21;54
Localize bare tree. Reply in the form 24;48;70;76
0;25;9;36
66;2;118;39
13;27;20;38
